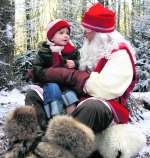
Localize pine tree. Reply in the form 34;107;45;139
132;0;150;92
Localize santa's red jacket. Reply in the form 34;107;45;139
82;43;136;123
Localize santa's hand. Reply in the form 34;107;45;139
50;45;64;55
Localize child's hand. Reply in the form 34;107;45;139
65;60;75;68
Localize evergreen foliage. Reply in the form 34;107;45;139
0;61;14;90
132;0;150;92
13;50;37;84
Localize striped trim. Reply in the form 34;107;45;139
106;101;120;123
30;85;43;100
77;97;120;123
98;99;120;123
82;22;115;32
77;97;112;112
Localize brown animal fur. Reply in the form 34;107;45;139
34;115;96;158
5;109;96;158
33;142;75;158
5;106;41;143
5;106;43;158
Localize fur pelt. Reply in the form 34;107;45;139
32;115;96;158
96;124;146;158
30;142;75;158
5;106;41;144
5;108;95;158
5;106;43;158
5;143;26;158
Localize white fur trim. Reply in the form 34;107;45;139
96;124;146;158
84;50;133;99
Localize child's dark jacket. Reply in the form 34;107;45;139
33;41;80;69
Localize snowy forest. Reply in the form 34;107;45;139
0;0;150;92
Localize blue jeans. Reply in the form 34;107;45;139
43;83;64;118
43;83;63;104
43;83;79;118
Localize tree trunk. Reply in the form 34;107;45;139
0;0;15;63
25;0;32;50
116;1;121;31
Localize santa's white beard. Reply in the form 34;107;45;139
79;39;98;70
79;33;115;71
79;31;136;71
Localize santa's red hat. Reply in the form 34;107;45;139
81;3;115;33
47;19;70;41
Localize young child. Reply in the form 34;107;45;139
31;19;80;119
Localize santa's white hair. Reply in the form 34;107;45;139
79;30;136;71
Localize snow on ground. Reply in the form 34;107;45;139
132;92;150;104
0;88;25;157
0;88;150;157
0;88;25;120
132;111;150;158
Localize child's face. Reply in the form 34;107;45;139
51;28;70;46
